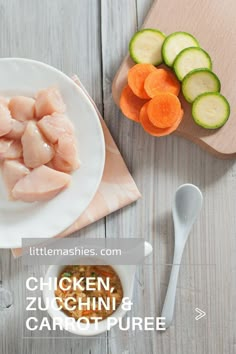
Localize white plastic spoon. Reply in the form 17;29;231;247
161;183;203;329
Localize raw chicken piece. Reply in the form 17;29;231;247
9;96;35;121
37;113;74;143
35;88;66;119
22;121;55;168
5;119;26;140
51;135;80;173
2;159;30;199
12;165;71;202
0;139;12;157
0;96;9;107
0;139;23;160
0;104;12;137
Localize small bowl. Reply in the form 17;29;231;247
43;263;136;336
43;242;152;336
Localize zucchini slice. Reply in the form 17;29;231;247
182;69;221;103
129;29;166;65
162;31;199;67
173;47;212;81
192;92;230;129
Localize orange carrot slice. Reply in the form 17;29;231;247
94;266;113;277
128;63;157;99
147;93;182;128
82;310;93;316
140;102;183;137
120;85;148;122
98;270;112;277
144;68;180;98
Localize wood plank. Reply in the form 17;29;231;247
0;1;106;353
101;0;155;353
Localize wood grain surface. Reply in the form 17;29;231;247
112;0;236;158
0;1;236;354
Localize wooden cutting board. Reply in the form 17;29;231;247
112;0;236;159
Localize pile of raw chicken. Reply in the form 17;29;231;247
0;87;80;202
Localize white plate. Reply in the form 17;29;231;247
0;58;105;249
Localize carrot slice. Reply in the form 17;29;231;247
147;93;182;128
120;85;148;122
140;102;183;137
128;63;157;99
95;268;113;277
144;68;180;98
82;310;93;316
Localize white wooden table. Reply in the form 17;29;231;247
0;1;235;353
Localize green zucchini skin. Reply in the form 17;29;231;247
129;28;166;65
192;92;230;129
173;47;212;81
162;31;199;67
182;68;221;103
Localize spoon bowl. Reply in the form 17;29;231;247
173;184;203;241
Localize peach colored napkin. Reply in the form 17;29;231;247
11;76;141;257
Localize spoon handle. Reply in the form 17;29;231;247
161;248;183;328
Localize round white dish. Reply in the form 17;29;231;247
43;243;153;336
43;263;136;336
0;58;105;248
